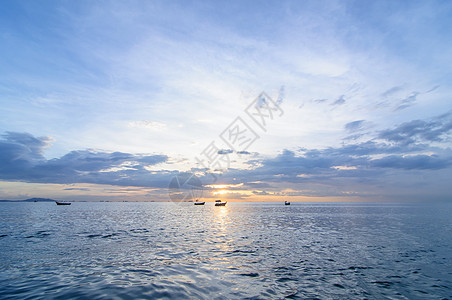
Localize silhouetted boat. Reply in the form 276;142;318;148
215;199;227;206
55;201;71;205
285;201;290;205
194;201;205;205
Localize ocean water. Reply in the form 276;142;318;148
0;202;451;299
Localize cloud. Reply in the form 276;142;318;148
0;132;52;180
331;95;346;106
2;110;452;201
377;85;441;112
345;120;366;132
0;131;51;161
252;190;272;195
394;92;419;111
275;86;284;106
196;112;452;200
218;149;233;155
381;86;403;98
128;121;167;130
0;132;171;187
220;130;452;188
343;133;366;141
243;181;272;188
237;150;251;155
381;85;440;112
370;154;451;170
378;113;452;145
64;188;90;191
425;85;440;93
138;155;168;164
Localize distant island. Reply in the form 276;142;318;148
0;198;57;202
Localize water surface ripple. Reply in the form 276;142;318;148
0;202;451;299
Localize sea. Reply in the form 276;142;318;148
0;201;451;299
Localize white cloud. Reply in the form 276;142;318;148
128;120;167;130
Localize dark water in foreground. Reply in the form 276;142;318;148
0;202;451;299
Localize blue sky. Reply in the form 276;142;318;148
1;0;451;201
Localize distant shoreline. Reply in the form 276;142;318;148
0;198;56;202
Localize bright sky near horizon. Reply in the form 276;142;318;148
1;0;451;202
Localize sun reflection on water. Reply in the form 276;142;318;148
209;205;234;267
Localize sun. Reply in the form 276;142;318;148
213;190;230;195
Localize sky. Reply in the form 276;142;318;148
0;0;451;202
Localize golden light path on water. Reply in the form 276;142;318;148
209;205;234;272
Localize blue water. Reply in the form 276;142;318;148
0;202;451;299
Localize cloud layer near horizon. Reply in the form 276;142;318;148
0;132;172;188
2;110;451;201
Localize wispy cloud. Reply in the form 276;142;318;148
394;92;419;111
331;95;346;106
381;86;403;98
345;120;366;132
128;121;167;130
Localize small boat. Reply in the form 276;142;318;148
215;199;227;206
284;201;290;205
194;201;205;205
55;201;71;206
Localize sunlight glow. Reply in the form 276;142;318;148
207;183;244;189
213;190;232;195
